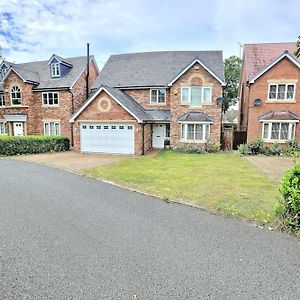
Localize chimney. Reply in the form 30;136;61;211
86;43;90;100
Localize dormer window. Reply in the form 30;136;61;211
1;67;7;77
51;63;60;77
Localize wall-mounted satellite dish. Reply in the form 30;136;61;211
216;97;224;106
254;98;262;107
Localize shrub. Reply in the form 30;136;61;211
0;136;70;156
265;143;281;156
248;139;265;155
238;143;251;155
278;164;300;232
285;140;300;156
205;141;220;153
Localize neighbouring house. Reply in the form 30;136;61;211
238;42;300;146
70;51;225;155
0;54;99;144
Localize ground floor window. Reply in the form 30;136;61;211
0;122;7;135
262;122;296;141
181;123;210;141
44;121;60;136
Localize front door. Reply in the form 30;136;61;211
13;122;24;136
152;124;166;148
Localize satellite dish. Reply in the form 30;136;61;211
254;98;262;107
216;97;224;106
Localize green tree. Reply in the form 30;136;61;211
295;36;300;58
223;55;242;111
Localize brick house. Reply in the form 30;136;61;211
0;54;99;144
70;51;225;155
238;42;300;146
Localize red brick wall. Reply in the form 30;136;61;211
246;58;300;143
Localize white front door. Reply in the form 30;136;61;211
13;122;24;136
152;124;166;149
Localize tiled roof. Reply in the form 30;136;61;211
243;42;297;80
145;110;171;122
258;110;300;121
178;112;214;123
92;51;224;88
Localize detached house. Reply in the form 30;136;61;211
238;42;300;145
0;54;98;143
70;51;225;155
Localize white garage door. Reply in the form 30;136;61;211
80;123;135;154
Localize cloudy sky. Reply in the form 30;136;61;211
0;0;298;67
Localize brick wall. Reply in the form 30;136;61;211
246;57;300;143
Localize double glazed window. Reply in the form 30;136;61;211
268;84;295;101
42;92;59;106
44;122;60;136
51;63;60;77
0;94;5;106
0;123;7;135
181;123;210;141
181;87;212;106
150;89;166;104
10;86;22;105
262;122;296;141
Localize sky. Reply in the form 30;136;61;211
0;0;298;68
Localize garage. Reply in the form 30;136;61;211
80;123;135;154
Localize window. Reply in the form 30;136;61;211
111;125;116;129
42;92;59;106
96;125;101;129
262;122;296;141
128;125;133;130
104;125;109;129
268;84;296;101
150;89;166;104
44;122;60;136
1;67;7;77
119;125;124;129
181;87;212;106
181;123;210;141
51;63;60;77
89;125;94;129
0;94;5;107
82;125;87;129
0;122;7;135
10;86;22;105
166;124;170;138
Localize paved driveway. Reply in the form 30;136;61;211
0;160;299;299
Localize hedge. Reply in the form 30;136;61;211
0;136;70;156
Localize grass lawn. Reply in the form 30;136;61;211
83;150;281;224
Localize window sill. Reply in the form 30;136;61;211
263;139;289;144
180;139;207;144
266;100;296;104
2;105;29;108
43;105;60;108
149;103;166;106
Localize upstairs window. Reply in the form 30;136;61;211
268;84;295;101
150;89;166;104
0;94;5;107
42;92;59;106
10;86;22;105
181;87;212;107
1;67;7;77
51;63;60;77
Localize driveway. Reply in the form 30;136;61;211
0;160;299;299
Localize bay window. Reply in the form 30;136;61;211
181;87;212;106
150;89;166;104
44;121;60;136
268;83;295;101
262;122;296;142
181;123;210;141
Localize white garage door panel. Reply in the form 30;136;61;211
80;123;135;154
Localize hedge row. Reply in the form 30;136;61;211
0;136;70;156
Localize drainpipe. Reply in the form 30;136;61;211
86;43;90;100
141;123;145;155
68;88;75;148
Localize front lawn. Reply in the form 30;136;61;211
83;151;281;224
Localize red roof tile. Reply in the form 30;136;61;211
243;42;297;80
259;111;300;121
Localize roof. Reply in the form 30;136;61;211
178;112;214;123
223;110;238;124
0;55;95;91
145;110;171;122
243;42;298;81
258;111;300;121
92;51;224;88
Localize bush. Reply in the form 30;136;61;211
285;140;300;156
238;143;251;155
205;141;220;153
278;164;300;232
265;143;281;156
248;139;265;155
0;136;70;156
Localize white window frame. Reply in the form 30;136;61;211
0;94;5;107
261;121;297;143
180;87;212;107
51;63;61;77
268;83;296;101
150;88;166;104
1;68;7;77
180;122;211;142
10;86;22;106
44;121;61;136
0;122;7;135
42;92;59;106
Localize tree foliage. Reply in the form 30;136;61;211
223;55;242;111
295;36;300;58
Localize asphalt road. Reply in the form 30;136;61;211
0;160;299;299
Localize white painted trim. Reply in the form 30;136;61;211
42;91;60;107
10;85;22;106
178;121;213;124
43;121;61;136
168;58;226;87
249;52;300;84
48;55;73;67
149;88;167;104
259;119;299;123
4;114;27;122
261;121;296;142
69;86;143;123
180;122;211;141
180;86;213;106
267;83;296;101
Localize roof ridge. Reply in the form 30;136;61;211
109;50;223;57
